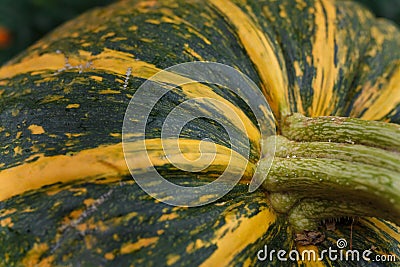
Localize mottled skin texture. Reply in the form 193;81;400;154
0;0;399;266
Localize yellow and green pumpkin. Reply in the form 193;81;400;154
0;0;399;266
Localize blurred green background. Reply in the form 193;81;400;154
0;0;116;65
0;0;399;66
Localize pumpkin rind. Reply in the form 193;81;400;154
0;0;399;266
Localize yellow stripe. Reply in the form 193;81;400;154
0;139;253;201
310;0;338;116
200;206;276;266
361;218;400;248
208;0;289;118
0;48;260;149
353;65;400;120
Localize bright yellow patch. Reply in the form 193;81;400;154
120;237;159;254
128;25;138;31
0;217;13;227
200;206;276;266
0;208;17;216
310;0;337;116
158;213;179;222
66;103;80;109
16;131;22;139
104;252;115;260
22;243;53;267
99;89;121;94
167;254;181;265
28;124;45;135
13;146;22;156
209;0;289;118
83;198;96;207
90;75;103;82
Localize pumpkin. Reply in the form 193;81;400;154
0;0;399;266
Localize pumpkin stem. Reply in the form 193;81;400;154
281;113;400;152
260;114;400;233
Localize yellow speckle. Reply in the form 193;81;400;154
16;131;22;139
279;9;287;18
0;217;13;227
83;198;96;206
99;89;121;94
40;95;65;104
90;75;103;82
65;132;85;138
157;229;164;235
110;133;122;138
22;207;36;213
101;32;116;40
293;61;303;77
295;0;307;10
46;188;64;196
243;258;252;267
186;239;206;254
139;38;154;43
0;208;17;216
186;242;195;253
145;19;160;24
69;209;83;220
125;211;138;221
129;25;138;31
111;37;128;42
69;187;87;195
97;220;108;232
13;146;23;156
183;43;203;60
120;237;159;254
113;234;120;241
105;252;115;260
66;103;80;109
159;213;179;222
167;254;180;265
28;124;45;135
22;243;51;266
75;223;87;233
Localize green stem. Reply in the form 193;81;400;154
264;157;400;220
274;135;400;173
281;113;400;152
267;192;300;213
287;198;391;232
261;113;400;233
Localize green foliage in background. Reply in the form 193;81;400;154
0;0;399;66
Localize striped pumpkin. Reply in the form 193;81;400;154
0;0;399;266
